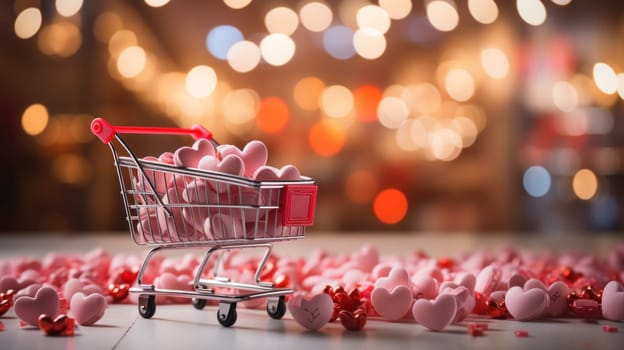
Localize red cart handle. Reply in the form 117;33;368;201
91;117;213;144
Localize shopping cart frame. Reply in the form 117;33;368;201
91;118;317;327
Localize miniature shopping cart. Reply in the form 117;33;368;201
91;118;317;327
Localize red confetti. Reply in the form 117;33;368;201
0;321;4;331
107;283;130;303
38;314;75;336
514;330;529;337
0;299;10;317
602;325;618;333
468;323;486;336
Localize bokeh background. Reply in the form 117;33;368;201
1;0;623;234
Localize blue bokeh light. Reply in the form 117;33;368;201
206;25;244;60
590;195;618;228
322;25;355;60
523;166;551;198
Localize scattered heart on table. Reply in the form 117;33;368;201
504;286;548;321
70;292;107;326
14;286;59;327
287;293;333;331
601;280;624;321
371;285;413;321
412;293;457;331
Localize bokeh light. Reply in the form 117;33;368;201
338;0;369;28
455;104;487;132
356;5;391;34
227;40;261;73
294;76;325;111
353;28;386;60
573;169;598;200
378;0;412;20
320;85;354;119
345;170;378;203
429;128;462;161
206;25;243;60
185;65;217;98
224;0;252;10
426;0;459;32
353;85;382;122
260;33;296;66
551;0;572;5
523;166;551;198
552;81;578;112
265;6;299;35
299;2;333;32
222;89;259;133
52;154;93;186
108;30;138;57
14;7;42;39
116;46;147;78
445;68;475;102
56;0;83;17
373;188;408;224
21;103;49;136
617;74;624;100
256;97;289;134
37;21;82;57
480;48;509;79
396;119;427;151
377;96;409;129
451;116;478;148
144;0;170;7
323;25;355;60
93;12;123;43
517;0;547;26
401;83;442;115
468;0;498;24
590;195;618;228
592;62;618;94
308;120;346;157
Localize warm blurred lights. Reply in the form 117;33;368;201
37;21;82;57
227;40;261;72
185;65;217;98
429;128;462;161
14;7;42;39
480;48;509;79
294;76;325;111
21;103;49;136
523;166;551;198
573;169;598;200
451;116;478;148
377;96;409;129
323;25;356;60
353;85;383;122
401;83;442;115
144;0;170;8
338;0;369;28
320;85;354;119
356;5;391;34
426;0;459;32
224;0;252;10
552;81;578;112
345;170;378;203
260;33;296;66
299;2;333;32
93;12;123;43
379;0;412;20
373;188;408;224
516;0;547;26
308;120;345;157
56;0;83;17
265;7;299;35
353;28;386;59
468;0;498;24
551;0;572;5
117;46;147;78
256;97;289;134
52;154;92;186
445;68;475;102
222;89;259;129
396;119;427;151
617;74;624;100
593;62;618;94
108;30;138;57
206;25;243;60
455;104;487;132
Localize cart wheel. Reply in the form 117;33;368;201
138;294;156;319
217;302;237;327
266;296;287;320
192;298;207;310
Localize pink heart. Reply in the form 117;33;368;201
504;286;548;321
546;281;569;317
159;188;202;241
154;273;192;304
198;154;245;177
63;278;84;301
507;272;527;289
523;278;547;291
14;286;59;327
158;152;174;164
412;294;457;331
350;244;379;273
174;139;217;168
218;140;268;178
454;272;476;292
204;213;246;240
70;292;107;326
371;286;413;321
411;274;438;300
475;265;500;296
439;285;473;322
287;293;333;331
602;280;624;321
375;266;410;291
0;276;19;293
253;165;301;181
14;283;42;301
137;156;169;196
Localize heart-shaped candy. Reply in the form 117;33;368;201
174;139;217;168
70;292;107;326
218;140;268;178
351;244;379;273
504;286;548;321
253;165;301;181
14;286;59;327
375;266;410;291
0;276;19;293
411;274;437;300
204;213;246;240
546;281;570;317
524;278;547;291
602;280;624;321
198;154;245;177
412;294;457;331
454;272;476;292
339;308;367;331
14;283;42;301
0;299;10;316
475;265;500;296
38;314;71;335
287;293;333;330
371;286;413;321
507;272;528;289
440;285;473;322
154;272;193;303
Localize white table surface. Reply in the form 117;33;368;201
1;232;623;350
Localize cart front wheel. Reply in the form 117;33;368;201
138;294;156;319
266;296;287;320
217;302;237;327
192;298;207;310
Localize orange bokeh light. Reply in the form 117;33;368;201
345;170;378;203
373;188;408;224
294;76;325;111
256;96;289;134
354;84;382;122
308;119;345;157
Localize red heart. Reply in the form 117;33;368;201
38;314;70;335
117;267;139;285
107;283;129;303
339;308;367;331
0;299;10;316
1;289;15;306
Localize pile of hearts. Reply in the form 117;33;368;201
1;243;623;335
131;139;303;243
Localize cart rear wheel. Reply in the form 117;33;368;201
266;296;287;320
217;302;237;327
138;294;156;319
192;298;207;310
